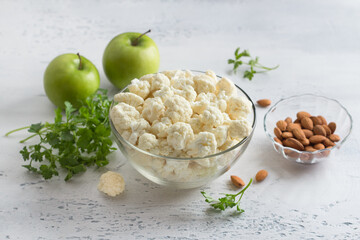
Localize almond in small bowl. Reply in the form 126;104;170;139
264;94;352;164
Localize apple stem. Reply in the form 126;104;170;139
77;53;83;70
132;29;151;46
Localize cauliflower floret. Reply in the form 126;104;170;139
158;138;175;156
97;171;125;197
114;92;144;108
191;92;215;114
189;115;202;134
140;73;155;84
166;122;194;151
205;70;218;84
210;125;229;147
222;112;232;125
193;74;216;94
172;85;197;102
120;130;137;145
138;133;159;153
216;77;236;96
164;95;193;123
228;118;252;140
163;70;193;85
125;119;151;145
153;86;174;102
226;96;252;120
142;97;165;124
187;132;217;157
128;78;151;99
161;160;190;179
110;102;140;133
151;117;172;138
150;73;171;92
200;106;224;127
211;99;227;112
218;138;238;152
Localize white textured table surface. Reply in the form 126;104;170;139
1;0;360;239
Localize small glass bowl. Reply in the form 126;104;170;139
109;71;256;189
264;94;352;164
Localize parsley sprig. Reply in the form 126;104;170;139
5;89;116;181
201;178;252;213
228;47;279;80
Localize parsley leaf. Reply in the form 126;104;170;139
6;89;115;181
228;47;279;80
201;178;252;213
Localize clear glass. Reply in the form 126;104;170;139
264;94;352;164
109;71;256;189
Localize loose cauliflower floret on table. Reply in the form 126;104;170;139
114;92;144;108
228;118;252;140
128;78;151;99
193;74;216;94
150;73;171;92
142;97;165;124
200;106;224;128
187;132;217;157
226;96;252;120
110;102;140;133
98;171;125;197
164;95;193;123
167;122;194;151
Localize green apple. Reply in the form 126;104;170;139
44;53;100;109
102;30;160;89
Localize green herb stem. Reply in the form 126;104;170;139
5;126;31;136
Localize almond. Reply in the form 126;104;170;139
297;111;311;120
300;138;310;146
294;118;301;124
301;117;313;130
255;170;268;182
313;125;326;136
313;143;325;150
329;134;340;142
322;124;332;136
274;127;283;140
231;175;245;188
285;117;292;124
328;122;336;134
318;115;327;125
292;128;306;140
276;120;287;131
323;138;335;147
257;99;271;107
283;138;305;151
274;137;283;145
286;123;300;132
309;135;326;144
310;116;322;125
282;131;293;139
305;146;317;152
303;129;314;138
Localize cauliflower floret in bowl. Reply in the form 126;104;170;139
109;70;256;189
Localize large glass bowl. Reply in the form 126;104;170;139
264;94;352;164
109;72;256;189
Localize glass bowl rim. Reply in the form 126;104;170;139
263;93;353;155
109;70;257;161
